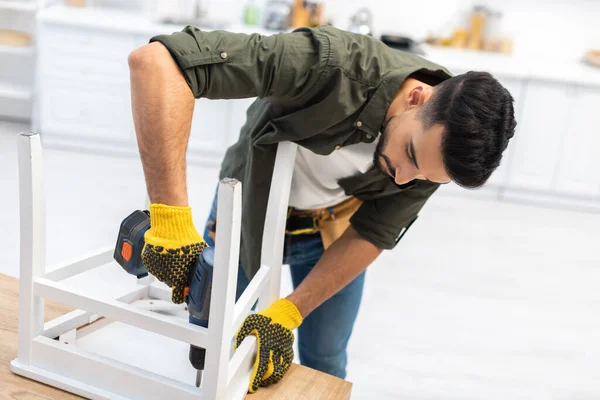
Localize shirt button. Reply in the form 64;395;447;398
335;145;341;150
220;51;228;59
365;134;373;140
356;121;363;127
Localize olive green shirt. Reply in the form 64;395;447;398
150;26;452;280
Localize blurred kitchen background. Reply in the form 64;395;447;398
1;0;600;399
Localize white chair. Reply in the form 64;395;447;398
10;132;298;400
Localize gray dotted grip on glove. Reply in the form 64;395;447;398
141;241;208;304
235;314;295;391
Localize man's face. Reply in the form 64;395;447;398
373;108;451;186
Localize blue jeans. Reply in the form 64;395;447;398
202;189;366;379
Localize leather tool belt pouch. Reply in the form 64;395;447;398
286;196;363;250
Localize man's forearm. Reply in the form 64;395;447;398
129;42;195;206
286;226;382;318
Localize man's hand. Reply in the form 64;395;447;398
141;203;207;304
235;298;303;393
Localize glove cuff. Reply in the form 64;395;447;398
260;298;303;331
146;203;203;246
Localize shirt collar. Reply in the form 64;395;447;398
353;66;452;137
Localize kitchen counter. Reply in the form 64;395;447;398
422;44;600;88
39;4;279;37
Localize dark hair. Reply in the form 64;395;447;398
418;71;516;189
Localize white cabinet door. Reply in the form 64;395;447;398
553;86;600;197
504;81;572;191
227;98;256;148
40;78;134;143
188;99;231;154
485;77;523;188
434;76;524;199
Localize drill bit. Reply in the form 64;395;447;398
195;369;203;388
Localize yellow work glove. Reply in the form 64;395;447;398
235;298;303;393
141;204;208;304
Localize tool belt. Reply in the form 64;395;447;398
285;196;363;250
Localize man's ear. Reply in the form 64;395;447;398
407;86;424;108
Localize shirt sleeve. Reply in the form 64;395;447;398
349;181;440;250
149;26;331;101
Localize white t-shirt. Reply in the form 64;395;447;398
288;137;379;210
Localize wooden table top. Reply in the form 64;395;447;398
0;273;352;399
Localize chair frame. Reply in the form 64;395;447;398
10;132;298;400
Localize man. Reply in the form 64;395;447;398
128;25;516;393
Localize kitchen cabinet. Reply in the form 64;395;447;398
188;99;232;165
553;86;600;198
37;17;134;148
436;77;523;199
503;81;572;192
480;77;523;190
228;98;256;147
501;81;600;211
39;77;133;143
0;1;37;121
37;11;259;165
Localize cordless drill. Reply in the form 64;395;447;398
113;210;213;387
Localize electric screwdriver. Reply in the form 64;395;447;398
114;210;213;387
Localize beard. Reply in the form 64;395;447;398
373;124;394;177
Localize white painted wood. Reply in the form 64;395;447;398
134;299;187;314
42;284;149;339
232;265;271;333
43;309;92;339
258;141;298;311
59;328;76;344
202;179;243;400
33;277;210;348
226;336;257;400
27;336;202;400
504;81;573;192
44;247;114;281
148;281;175;302
12;139;297;399
553;85;600;197
16;132;46;365
136;274;154;286
10;359;128;400
75;317;115;340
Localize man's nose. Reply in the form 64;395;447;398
394;168;417;186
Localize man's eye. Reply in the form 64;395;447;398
405;145;414;166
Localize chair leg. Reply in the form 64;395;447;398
202;178;243;399
258;142;298;311
16;132;46;365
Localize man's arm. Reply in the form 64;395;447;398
287;226;383;318
129;42;194;206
